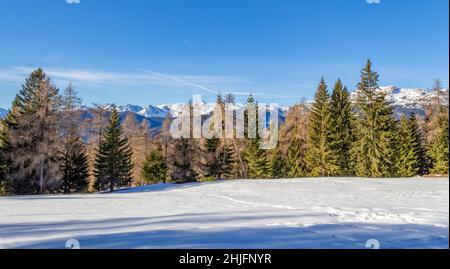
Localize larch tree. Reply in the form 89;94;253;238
4;69;62;194
278;100;310;178
122;112;151;185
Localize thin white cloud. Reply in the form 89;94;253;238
0;66;280;99
0;66;250;93
135;68;219;94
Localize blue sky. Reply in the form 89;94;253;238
0;0;448;108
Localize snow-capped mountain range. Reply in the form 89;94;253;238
349;86;449;117
0;87;448;122
350;86;449;109
107;102;288;119
100;103;170;118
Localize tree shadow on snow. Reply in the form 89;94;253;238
1;212;447;249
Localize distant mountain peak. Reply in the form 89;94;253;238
350;86;449;118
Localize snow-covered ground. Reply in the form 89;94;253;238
0;178;448;249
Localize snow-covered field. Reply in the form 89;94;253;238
0;178;448;249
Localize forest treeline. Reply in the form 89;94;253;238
0;60;448;195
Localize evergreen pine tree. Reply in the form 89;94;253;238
0;138;5;182
216;142;235;179
170;138;198;183
305;78;338;176
396;114;428;177
329;79;354;176
243;95;269;179
428;111;449;175
59;136;89;193
243;138;270;179
352;60;398;178
0;104;18;194
141;147;167;183
268;148;284;179
284;138;307;177
0;116;9;193
94;108;134;191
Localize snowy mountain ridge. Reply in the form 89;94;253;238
0;87;448;121
350;86;449;110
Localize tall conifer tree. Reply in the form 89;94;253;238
94;108;134;191
305;78;338;176
396;114;428;177
0;115;9;193
428;111;449;175
352;60;398;178
284;138;307;177
269;148;285;179
141;147;167;183
329;79;354;176
59;136;89;193
243;95;269;179
170;138;198;182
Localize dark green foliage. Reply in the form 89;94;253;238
141;147;167;183
305;78;338;176
329;79;354;176
284;138;307;177
242;94;270;179
94;109;134;191
58;136;89;193
0;116;10;193
428;112;449;175
202;138;235;179
352;60;398;178
170;138;198;183
244;137;270;179
396;114;428;177
202;138;221;179
269;148;285;179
